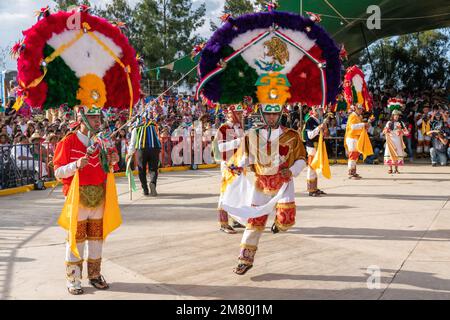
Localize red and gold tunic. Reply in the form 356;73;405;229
216;122;241;162
53;133;107;196
345;112;364;140
245;127;306;195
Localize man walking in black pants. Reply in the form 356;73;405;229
127;114;161;196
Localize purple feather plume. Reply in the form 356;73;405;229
199;11;341;104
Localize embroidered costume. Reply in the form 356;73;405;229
215;104;246;234
234;115;307;271
13;7;140;295
416;114;432;157
54;107;122;295
195;9;342;275
383;109;409;173
344;105;373;179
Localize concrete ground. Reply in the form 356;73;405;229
0;163;449;300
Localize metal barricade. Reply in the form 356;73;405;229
0;143;43;189
40;142;57;180
324;136;346;161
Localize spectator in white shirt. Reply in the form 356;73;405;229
11;134;48;178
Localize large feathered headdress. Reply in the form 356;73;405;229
196;11;341;109
14;8;141;117
343;65;372;112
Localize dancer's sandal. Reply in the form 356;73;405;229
232;221;245;229
89;275;110;290
233;264;253;275
271;223;280;234
317;189;327;195
220;225;237;234
67;287;84;295
388;169;393;174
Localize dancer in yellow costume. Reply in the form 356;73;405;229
345;104;371;179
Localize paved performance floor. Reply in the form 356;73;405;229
1;164;449;300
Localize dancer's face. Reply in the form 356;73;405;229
264;113;280;127
85;115;102;132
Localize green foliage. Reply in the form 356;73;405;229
218;46;258;104
358;29;450;91
224;0;254;16
43;45;80;110
210;0;265;31
134;0;206;81
94;0;206;91
95;0;139;47
54;0;89;11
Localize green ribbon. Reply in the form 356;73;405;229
126;156;137;192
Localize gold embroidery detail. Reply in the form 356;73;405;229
240;244;257;250
274;220;295;232
79;185;105;209
276;202;296;209
65;260;83;266
87;219;103;239
87;237;103;241
87;259;102;279
75;220;87;242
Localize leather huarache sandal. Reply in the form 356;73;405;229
220;225;237;234
68;287;84;295
232;221;245;229
89;275;110;290
271;223;280;234
233;263;253;275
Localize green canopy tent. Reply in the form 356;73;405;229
279;0;450;56
149;54;199;80
148;0;450;78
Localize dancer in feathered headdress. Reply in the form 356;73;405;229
343;66;373;179
383;107;409;174
14;7;141;295
197;10;341;274
214;103;247;234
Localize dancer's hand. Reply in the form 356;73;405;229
77;157;89;169
125;153;131;163
281;168;292;179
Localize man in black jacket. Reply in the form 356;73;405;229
304;106;327;197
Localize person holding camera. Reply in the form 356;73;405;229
427;116;449;166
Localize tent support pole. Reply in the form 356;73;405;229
359;22;383;106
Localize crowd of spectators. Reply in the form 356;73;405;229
1;82;449;189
